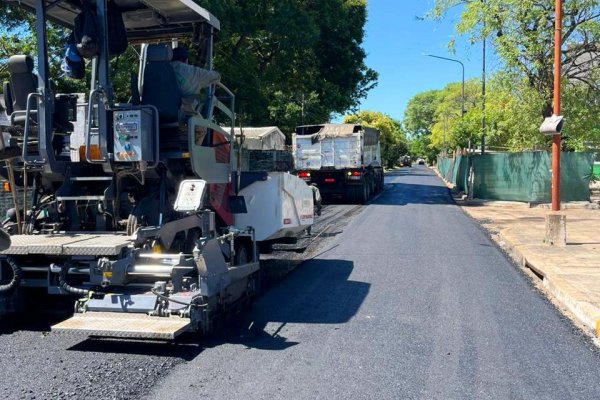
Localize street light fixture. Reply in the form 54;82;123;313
423;53;465;118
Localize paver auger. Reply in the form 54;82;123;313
0;0;314;339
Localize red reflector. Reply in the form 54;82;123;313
352;171;361;176
324;178;335;183
283;218;292;225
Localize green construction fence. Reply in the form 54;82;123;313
437;152;594;202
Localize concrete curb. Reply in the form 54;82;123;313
486;224;600;337
433;163;600;337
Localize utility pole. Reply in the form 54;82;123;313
424;54;465;118
552;0;562;211
481;0;486;154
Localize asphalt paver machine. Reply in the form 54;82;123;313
0;0;314;339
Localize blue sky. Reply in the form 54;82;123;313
355;1;501;122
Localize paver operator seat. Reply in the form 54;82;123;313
141;44;181;125
3;55;38;127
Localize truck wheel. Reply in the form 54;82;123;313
235;242;251;265
361;184;368;203
345;187;355;203
355;184;368;204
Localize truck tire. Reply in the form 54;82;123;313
344;187;355;203
355;184;368;204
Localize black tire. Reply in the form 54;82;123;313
235;242;251;265
355;184;368;204
345;187;355;203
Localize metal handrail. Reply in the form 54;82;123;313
214;82;235;120
144;104;160;169
85;88;107;163
22;92;43;164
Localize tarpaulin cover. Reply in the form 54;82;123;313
296;124;380;146
438;152;593;202
472;152;593;202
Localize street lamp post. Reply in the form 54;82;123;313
424;54;465;118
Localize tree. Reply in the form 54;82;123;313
202;0;378;133
1;0;377;133
409;135;437;163
403;90;441;137
424;80;480;150
0;2;138;102
343;111;407;167
429;0;600;116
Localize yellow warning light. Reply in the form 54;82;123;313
79;145;103;161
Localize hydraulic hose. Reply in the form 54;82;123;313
0;256;22;294
150;287;206;308
58;262;91;297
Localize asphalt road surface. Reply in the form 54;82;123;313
2;166;600;399
149;166;600;399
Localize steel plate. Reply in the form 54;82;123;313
52;312;191;340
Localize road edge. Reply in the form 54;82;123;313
431;165;600;339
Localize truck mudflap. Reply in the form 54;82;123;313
51;312;191;340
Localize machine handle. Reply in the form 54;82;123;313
22;92;43;164
145;104;160;169
85;88;107;163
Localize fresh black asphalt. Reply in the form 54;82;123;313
2;166;600;399
148;166;600;399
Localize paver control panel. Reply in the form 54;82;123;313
113;108;154;162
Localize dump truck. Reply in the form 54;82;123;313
293;124;384;203
0;0;314;339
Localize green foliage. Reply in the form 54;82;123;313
428;80;480;149
1;1;377;131
403;90;441;137
402;69;600;153
409;135;437;163
343;111;407;167
429;0;600;116
201;0;378;133
405;1;600;155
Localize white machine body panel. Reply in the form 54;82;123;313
234;172;313;241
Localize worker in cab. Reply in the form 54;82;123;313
171;46;221;116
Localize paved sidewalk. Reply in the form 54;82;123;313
457;200;600;337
